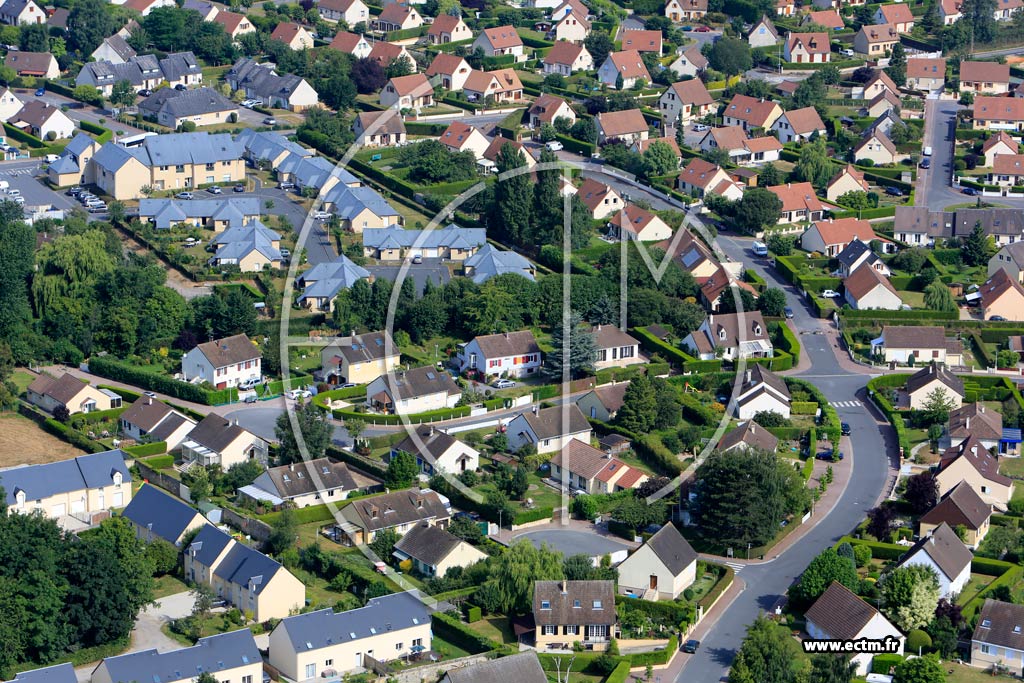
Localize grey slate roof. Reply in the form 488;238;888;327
0;450;131;507
186;413;257;454
471;330;540;359
210;220;282;264
119;395;176;432
226;57;313;103
99;34;136;62
374;366;460;401
138;86;236;121
10;663;77;683
120;483;204;545
64;132;97;157
48;155;79;175
324;184;399;222
521;404;590;440
187;524;233;567
297;255;371;304
159;51;202;81
323;331;397;366
254;458;359;499
92;132;244;172
974;599;1024;650
393;521;463;566
139;197;259;230
235;129;311;161
98;629;259;683
718;419;779;453
273;591;431;653
920;480;991;531
906;361;964;397
91;142;147;173
213;537;285;594
644;523;698;576
441;652;547;683
899;522;972;581
362;225;487;251
463;244;535;284
533;580;616;626
836;239;882;270
278;152;359;189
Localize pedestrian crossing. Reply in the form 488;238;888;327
0;168;36;176
830;400;864;409
723;561;745;573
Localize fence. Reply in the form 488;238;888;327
135;461;191;501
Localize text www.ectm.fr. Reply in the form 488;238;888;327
802;637;903;654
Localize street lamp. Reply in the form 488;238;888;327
747;542;752;559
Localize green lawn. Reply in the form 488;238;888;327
945;662;1018;683
11;369;34;394
898;290;926;308
152;574;188;599
467;616;516;644
956;573;997;607
999;457;1024;481
429;631;474;659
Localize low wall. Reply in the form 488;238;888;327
385;654;493;683
221;507;272;543
136;461;192;501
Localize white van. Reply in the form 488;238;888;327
0;180;10;190
751;241;769;257
923;146;933;156
44;154;60;163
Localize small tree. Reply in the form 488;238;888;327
266;507;298;555
920;387;956;426
923;281;956;312
998;349;1019;369
904;471;939;513
757;288;787;317
385;450;419;488
369;527;399;563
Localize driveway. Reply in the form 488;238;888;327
0;160;80;213
514;529;632;558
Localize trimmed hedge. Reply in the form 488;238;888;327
325;445;388;479
791;401;819;415
77;119;113;144
697;563;734;611
839;308;958;321
89;356;229;405
872;654;905;673
627;634;678;666
963;564;1023;621
971;556;1017;576
123;441;167;457
463;604;482;623
866;375;911;455
606;661;631;683
554;132;596;157
40;416;106;453
512;506;554;525
431;611;503;654
834;536;905;561
679;393;718;427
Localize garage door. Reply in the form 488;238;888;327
71;500;85;514
51;503;65;516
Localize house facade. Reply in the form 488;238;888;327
506;405;592;454
319;331;400;385
0;450;132;523
365;366;461;414
534;580;617;651
972;600;1024;676
550;439;648;495
804;582;904;675
617;524;697;601
27;372;121;416
456;330;542;379
391;427;480;476
182;333;261;389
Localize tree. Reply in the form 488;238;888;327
757;289;787;317
880;564;941;631
266;507;298;555
110;80;137;109
729;616;810;683
791;72;827;110
734;188;783;235
449;515;483;543
385;449;418;489
962;220;991;266
274;399;332;465
766;234;795;256
904;471;939;513
758;163;782;188
794;138;834;189
866;505;895;541
809;655;856;683
791;548;859;606
921;0;941;33
18;23;48;52
585;32;614;67
752;410;789;428
893;248;929;272
885;43;907;87
571;494;598;520
617;374;657;432
708;36;752;76
481;540;564;613
612;495;667;530
998;349;1019;369
921;387;956;426
369;527;399;563
533;148;563;242
893;654;945;683
544;312;597;379
487;144;532;246
959;0;997;42
641;140;678;177
182;466;212;503
67;0;117;55
652;379;682;430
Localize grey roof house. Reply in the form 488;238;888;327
91;629;261;683
440;652;547;683
0;450;132;523
362;225;487;259
392;521;487;577
120;483;207;546
7;663;77;683
463;244;536;284
207;220;283;271
138;86;238;128
239;458;373;507
296;255;371;312
225;57;319;111
322;183;401;230
139;197;260;231
236;129;311;166
340;488;450;544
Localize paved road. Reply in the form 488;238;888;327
23;90;148;138
676;234;895;683
245;179;338;266
969;45;1024;58
515;529;632;557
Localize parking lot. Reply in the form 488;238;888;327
366;258;452;294
0;160;82;213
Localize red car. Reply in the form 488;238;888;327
695;25;711;31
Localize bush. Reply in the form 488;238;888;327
906;629;931;653
872;653;904;674
853;544;872;568
463;604;482;623
431;611;502;654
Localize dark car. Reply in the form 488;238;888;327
841;422;851;436
233;184;245;192
174;84;186;91
992;315;1008;321
816;451;845;461
962;187;979;196
34;87;45;96
139;89;152;97
682;640;700;654
784;306;794;319
884;186;903;196
919;158;931;169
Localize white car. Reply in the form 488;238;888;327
176;191;194;200
313;211;333;220
207;185;222;194
545;140;564;151
491;379;516;389
287;389;312;399
821;289;841;298
693;123;709;132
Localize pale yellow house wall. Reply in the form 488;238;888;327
433;542;488;577
9;480;132;519
269;621;432;680
255;569;306;621
935;457;1013;508
618;543;696;600
920;517;988;548
985;289;1024;320
908;378;963;410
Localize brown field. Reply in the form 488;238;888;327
0;414;84;467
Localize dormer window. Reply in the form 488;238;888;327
113;472;123;486
982;619;992;628
593;600;603;609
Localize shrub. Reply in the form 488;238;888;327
872;653;904;674
906;629;932;653
853;544;872;568
591;654;620;676
464;604;482;623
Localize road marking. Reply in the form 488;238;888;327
723;562;745;573
829;400;863;408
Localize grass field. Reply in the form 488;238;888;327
11;369;34;393
999;456;1024;480
467;616;516;644
945;662;1018;683
152;574;189;599
955;573;997;607
0;413;84;466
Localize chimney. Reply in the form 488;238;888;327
145;397;152;405
966;417;971;430
504;331;509;339
980;405;985;414
561;580;568;594
750;422;756;433
290;463;295;471
745;369;752;384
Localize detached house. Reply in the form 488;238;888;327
340;488;450;545
91;630;262;683
804;9;844;30
213;11;257;40
938;436;1013;510
318;0;368;24
801;217;880;256
391;427;480;476
10;101;74;140
185;526;305;620
456;330;542;378
826;164;870;202
121;483;206;546
4;50;58;78
729;364;791;420
393;523;487;577
354;110;407;148
463;68;524;104
241;458;368;508
617;524;698;601
550;439;648;495
982;131;1019;168
853;129;897;165
748;14;779;47
577;178;623;219
0;0;42;25
506;404;592;454
783;32;831;63
270;22;315;50
874;3;914;32
920;481;991;548
369;42;418;72
973;96;1024;132
319;331;400;385
591;325;643;370
180;414;269;469
948;403;1003;451
608;205;672;242
664;0;707;21
771;106;826;143
682;311;774;362
767;182;825;224
118;396;196;451
836;239;890;279
990;241;1024;284
669;44;707;78
472;25;525;60
960;61;1011;96
990;153;1024;186
27;372;121;416
534;580;617;651
427;14;470;43
379;73;434;111
972;600;1024;677
543;41;593;75
677;157;743;201
940;0;962;23
722;94;783;131
182;333;260;389
596;108;649;144
439;121;490;158
575;383;629;422
268;592;432;681
980;268;1024;321
844;263;902;311
659;79;715;125
0;450;132;523
426;53;472;90
907;362;965;411
374;2;422;31
875;326;963;366
907;57;947;91
718;419;780;454
854;23;900;55
698;125;782;166
597;50;651;89
329;30;372;58
529;93;576;128
805;582;904;675
551;10;590;42
621;29;662;54
366;366;460;415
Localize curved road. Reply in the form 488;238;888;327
676;234;896;682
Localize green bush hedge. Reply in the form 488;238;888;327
697;563;734;611
791;401;819;415
971;556;1016;576
606;661;631;683
872;654;904;673
327;405;473;424
69;406;127;427
679;393;719;427
512;507;554;525
77;119;112;144
41;416;106;453
963;565;1022;621
627;634;678;666
767;426;807;440
834;536;905;561
89;356;222;405
554;133;596;157
431;611;503;654
632;327;694;366
123;441;168;457
463;604;482;623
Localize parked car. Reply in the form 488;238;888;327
681;25;693;30
919;158;931;169
174;84;186;91
207;185;222;194
884;186;903;196
66;186;82;196
682;640;700;654
411;254;423;264
340;383;357;389
139;89;152;97
144;391;157;398
821;289;840;298
491;379;516;389
87;204;107;213
280;248;291;260
279;181;295;190
244;393;258;403
176;191;194;200
693;123;709;132
34;87;45;96
313;210;333;220
841;422;851;436
286;389;312;399
816;450;845;461
991;315;1008;321
962;187;979;196
784;306;794;319
264;117;277;125
233;184;246;192
545;140;564;151
694;25;710;31
840;48;855;57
